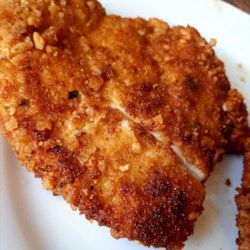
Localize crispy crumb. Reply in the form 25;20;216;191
70;204;78;211
43;178;53;190
33;32;45;50
210;38;217;46
131;143;141;153
9;107;16;115
5;117;18;131
87;1;96;11
46;45;57;54
119;164;129;172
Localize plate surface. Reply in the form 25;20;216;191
1;0;250;249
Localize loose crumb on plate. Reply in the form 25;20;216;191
225;178;231;187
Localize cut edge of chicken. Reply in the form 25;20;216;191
110;103;205;182
171;145;205;181
150;131;205;181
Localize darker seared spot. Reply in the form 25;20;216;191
222;123;234;138
172;191;188;217
34;129;51;142
48;146;86;182
115;172;199;248
183;132;193;143
125;82;165;117
139;82;154;92
45;165;52;172
221;83;230;94
49;145;64;155
145;173;172;198
81;196;104;221
68;90;79;99
100;218;106;225
125;172;197;248
184;76;197;91
101;64;114;81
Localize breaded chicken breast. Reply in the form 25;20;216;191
0;0;248;249
236;138;250;250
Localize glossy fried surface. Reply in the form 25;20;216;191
236;147;250;250
0;0;248;249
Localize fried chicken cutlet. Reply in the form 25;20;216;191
0;0;248;249
236;138;250;250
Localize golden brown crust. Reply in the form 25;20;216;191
0;0;248;249
236;149;250;250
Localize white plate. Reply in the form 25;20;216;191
1;0;250;250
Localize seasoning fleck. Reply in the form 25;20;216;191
18;99;29;106
19;99;29;106
68;90;79;99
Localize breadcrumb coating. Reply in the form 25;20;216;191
0;0;248;248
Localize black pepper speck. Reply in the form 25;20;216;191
68;90;79;99
19;99;29;106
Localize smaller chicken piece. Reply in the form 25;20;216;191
236;138;250;250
